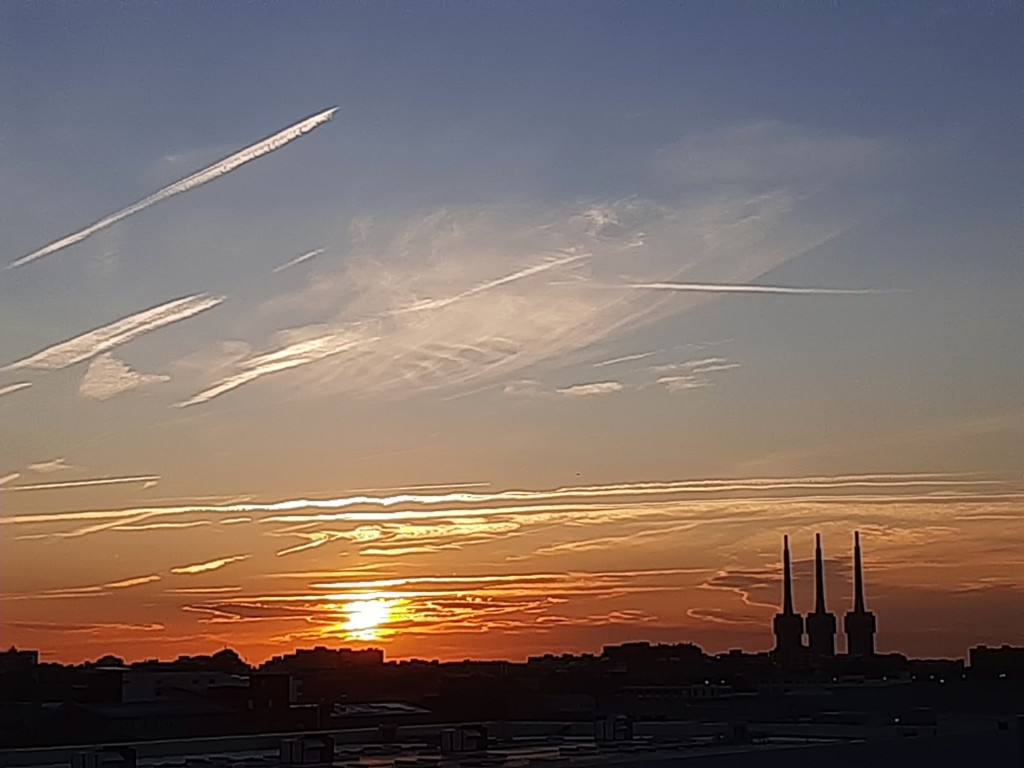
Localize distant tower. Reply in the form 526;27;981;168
772;535;805;659
844;531;877;656
805;533;837;657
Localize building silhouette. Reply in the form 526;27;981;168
771;535;804;660
844;530;877;656
805;533;837;657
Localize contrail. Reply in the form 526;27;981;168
396;252;588;314
170;555;250;575
273;248;324;273
2;474;160;492
2;294;223;371
631;282;893;296
10;107;339;269
593;351;657;368
103;575;161;589
0;382;32;397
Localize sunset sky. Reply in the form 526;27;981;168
1;3;1021;664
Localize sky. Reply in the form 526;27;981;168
1;2;1021;664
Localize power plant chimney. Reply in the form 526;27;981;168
805;533;837;657
772;535;805;661
844;531;877;656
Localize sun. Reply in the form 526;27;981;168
342;598;394;641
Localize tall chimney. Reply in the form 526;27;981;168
783;534;795;614
853;530;866;613
844;530;877;657
773;535;805;662
814;532;827;614
805;532;837;658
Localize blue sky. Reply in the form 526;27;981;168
0;2;1021;662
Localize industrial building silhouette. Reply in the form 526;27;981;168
773;531;877;661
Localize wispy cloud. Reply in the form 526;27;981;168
0;473;20;487
27;458;74;474
103;574;162;589
395;251;588;314
0;382;31;397
178;330;370;407
352;482;492;494
1;474;159;492
5;573;163;602
3;471;1002;532
503;379;545;398
535;521;701;556
631;281;891;296
8;620;164;633
273;248;325;273
10;107;338;268
2;294;224;372
556;381;623;397
658;375;714;392
651;357;732;373
79;353;170;400
273;518;525;559
182;252;586;405
170;555;250;575
113;520;213;532
6;473;1012;563
651;357;741;392
180;192;851;404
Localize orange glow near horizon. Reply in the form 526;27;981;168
2;475;1022;665
338;597;399;642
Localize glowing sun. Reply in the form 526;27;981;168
343;598;393;641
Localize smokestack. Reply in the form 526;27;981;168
806;532;837;657
853;530;865;613
773;534;805;661
783;534;795;614
814;532;827;614
844;530;876;657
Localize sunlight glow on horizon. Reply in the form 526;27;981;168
1;2;1019;665
338;597;401;642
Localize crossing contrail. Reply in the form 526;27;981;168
9;107;339;269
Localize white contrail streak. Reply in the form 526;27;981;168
10;107;339;269
273;248;324;273
2;294;224;371
2;475;160;492
177;331;371;407
170;555;250;575
593;352;657;368
0;382;32;397
396;252;588;313
631;282;893;295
